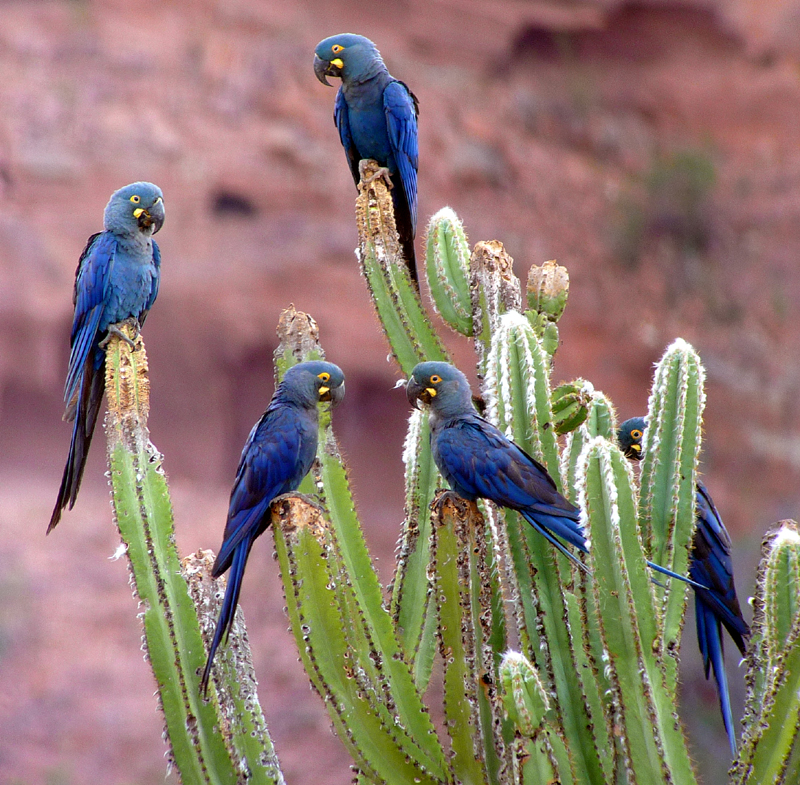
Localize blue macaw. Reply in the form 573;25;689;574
618;417;751;755
200;361;346;692
314;33;419;284
406;362;588;566
49;182;165;533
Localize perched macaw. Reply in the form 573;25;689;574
406;362;588;566
200;361;345;692
314;33;419;284
618;417;751;755
49;182;164;533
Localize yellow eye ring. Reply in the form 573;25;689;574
631;429;642;440
430;374;441;384
318;372;331;383
331;44;343;54
130;195;141;203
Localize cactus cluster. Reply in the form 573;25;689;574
99;165;800;785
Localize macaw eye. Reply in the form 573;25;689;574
130;195;141;204
631;429;642;440
430;375;441;384
318;372;331;383
331;44;344;54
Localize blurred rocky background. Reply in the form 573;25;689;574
2;0;800;782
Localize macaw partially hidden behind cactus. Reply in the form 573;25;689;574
618;416;751;756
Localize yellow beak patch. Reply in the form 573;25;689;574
330;58;344;69
426;387;437;397
133;208;145;218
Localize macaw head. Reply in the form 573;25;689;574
617;417;647;461
314;33;384;86
284;361;346;409
104;182;165;236
406;361;473;417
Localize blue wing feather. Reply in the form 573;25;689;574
691;483;750;652
212;405;310;576
384;80;419;233
690;482;748;755
697;597;738;755
201;537;254;690
64;232;116;403
140;239;161;324
335;87;361;183
434;415;586;553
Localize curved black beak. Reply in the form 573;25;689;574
625;443;642;461
406;376;425;410
322;381;345;409
314;54;341;87
136;197;165;234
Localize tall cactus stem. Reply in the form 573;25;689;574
637;338;705;687
183;551;285;785
469;240;522;369
390;408;440;689
484;311;560;483
271;496;444;785
105;325;278;784
355;159;449;374
734;520;800;784
425;207;473;335
577;436;698;785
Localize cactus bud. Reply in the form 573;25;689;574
499;651;550;737
761;521;800;652
527;260;569;322
551;382;591;435
425;207;473;335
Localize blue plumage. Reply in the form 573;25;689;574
315;34;419;283
49;182;164;533
200;361;345;692
618;417;750;755
406;362;588;566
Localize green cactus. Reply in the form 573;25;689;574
425;206;473;335
355;159;449;374
94;154;800;785
578;437;697;783
390;407;440;689
525;259;570;357
104;324;283;785
733;521;800;784
637;338;706;691
499;651;551;739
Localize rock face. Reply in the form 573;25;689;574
2;1;799;783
